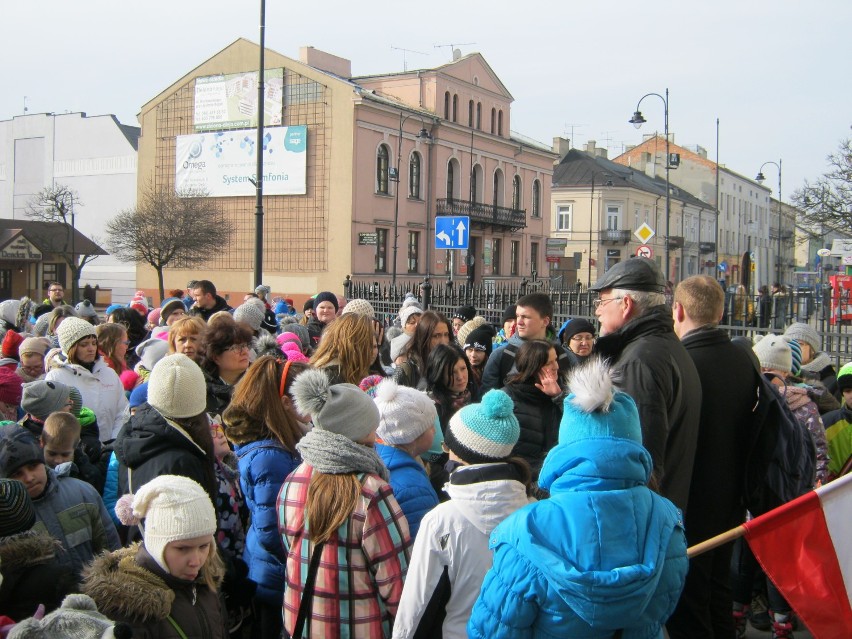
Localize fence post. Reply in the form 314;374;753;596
343;274;351;300
421;277;432;311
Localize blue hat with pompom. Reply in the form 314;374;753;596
445;389;520;463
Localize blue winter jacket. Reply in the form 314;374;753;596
376;443;439;538
103;451;120;527
469;437;688;639
234;438;301;606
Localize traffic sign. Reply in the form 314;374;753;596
635;223;655;243
435;216;469;249
636;244;653;258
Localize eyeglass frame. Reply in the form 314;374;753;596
592;296;624;309
570;334;595;343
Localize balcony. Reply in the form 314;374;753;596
667;235;685;249
436;198;526;231
699;241;716;254
600;229;631;244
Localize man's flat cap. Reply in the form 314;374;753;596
591;257;666;293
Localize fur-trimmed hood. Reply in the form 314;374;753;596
82;544;174;623
0;530;60;573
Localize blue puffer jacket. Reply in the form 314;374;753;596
234;438;301;606
469;437;688;639
376;443;439;539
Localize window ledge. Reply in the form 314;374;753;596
375;192;393;198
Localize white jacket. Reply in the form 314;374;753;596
45;358;128;442
392;463;532;639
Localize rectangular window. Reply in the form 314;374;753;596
407;231;419;273
556;204;572;231
530;242;539;277
42;263;62;291
492;239;501;275
510;240;520;276
376;228;388;273
606;204;622;230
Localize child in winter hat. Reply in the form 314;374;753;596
444;389;520;464
292;369;379;444
234;299;267;334
753;335;792;374
341;298;376;319
56;318;97;357
0;477;37;537
468;358;688;638
147;353;207;419
8;593;130;639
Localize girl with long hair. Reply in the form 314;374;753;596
96;322;129;376
310;313;376;385
279;369;411;638
426;343;476;433
394;311;452;390
501;339;565;481
83;475;228;638
107;307;148;369
222;356;309;639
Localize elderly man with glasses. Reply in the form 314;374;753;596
590;257;701;515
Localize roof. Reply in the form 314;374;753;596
553;148;710;209
0;219;107;257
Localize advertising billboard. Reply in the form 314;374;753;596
193;69;284;131
175;125;307;197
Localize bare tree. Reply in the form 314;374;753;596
26;184;103;302
792;130;852;238
106;185;233;302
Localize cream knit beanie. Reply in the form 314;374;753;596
374;379;437;445
147;353;207;419
56;317;97;356
130;475;216;575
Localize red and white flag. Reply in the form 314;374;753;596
744;472;852;639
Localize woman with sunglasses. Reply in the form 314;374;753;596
222;355;309;639
200;316;254;416
557;317;597;364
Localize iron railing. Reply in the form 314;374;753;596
436;198;526;231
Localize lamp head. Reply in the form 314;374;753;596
629;111;646;128
755;171;766;183
417;127;432;141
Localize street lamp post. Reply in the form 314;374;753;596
391;112;432;286
755;160;782;284
629;88;670;281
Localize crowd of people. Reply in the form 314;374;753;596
0;267;848;638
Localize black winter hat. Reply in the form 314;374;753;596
559;318;596;344
313;291;338;312
0;424;44;479
463;325;496;357
453;305;476;322
501;304;517;323
0;478;37;536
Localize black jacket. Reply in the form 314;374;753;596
189;295;233;322
0;530;75;619
595;305;702;512
501;380;563;479
114;403;215;500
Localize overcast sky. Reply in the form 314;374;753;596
2;0;848;199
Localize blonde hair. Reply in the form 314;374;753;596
305;472;362;544
42;412;81;448
167;316;207;354
199;539;226;590
674;275;724;325
96;323;127;373
310;314;375;385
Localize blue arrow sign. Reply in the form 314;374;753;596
435;216;469;250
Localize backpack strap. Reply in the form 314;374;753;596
291;541;326;638
166;615;189;639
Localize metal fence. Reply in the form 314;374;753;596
344;276;852;368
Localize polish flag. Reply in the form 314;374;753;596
744;472;852;639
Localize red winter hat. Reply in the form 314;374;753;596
1;330;24;359
0;367;23;405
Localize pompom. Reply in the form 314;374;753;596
374;378;399;403
114;493;140;526
291;368;332;418
567;356;615;414
479;388;515;419
60;593;99;611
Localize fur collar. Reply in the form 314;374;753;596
82;544;174;623
0;530;60;573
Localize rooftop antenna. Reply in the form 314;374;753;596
390;46;427;72
434;42;476;61
563;123;585;148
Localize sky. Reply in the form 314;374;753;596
2;0;849;200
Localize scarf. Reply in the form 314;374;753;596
296;429;389;482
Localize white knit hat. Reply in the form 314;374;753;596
234;299;266;332
147;353;207;418
753;335;792;374
57;317;97;355
341;298;376;319
374;379;437;445
399;306;422;328
130;475;216;575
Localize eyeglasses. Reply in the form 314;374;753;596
593;297;623;309
226;343;250;353
120;340;131;345
48;288;63;293
570;335;595;343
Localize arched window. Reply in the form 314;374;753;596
468;100;474;127
471;164;483;203
447;158;460;202
493;169;504;208
512;175;522;210
409;152;421;199
490;108;496;134
452;95;458;122
498;110;504;136
476;102;482;130
376;144;390;194
532;179;541;217
444;91;450;120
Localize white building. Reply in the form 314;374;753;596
0;112;138;301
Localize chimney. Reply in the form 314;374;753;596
594;147;608;159
552;136;571;161
299;46;352;78
585;140;597;154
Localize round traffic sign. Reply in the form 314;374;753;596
636;244;653;258
817;248;832;257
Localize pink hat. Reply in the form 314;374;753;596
281;342;309;363
277;332;301;347
147;308;161;325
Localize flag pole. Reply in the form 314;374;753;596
687;525;746;558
